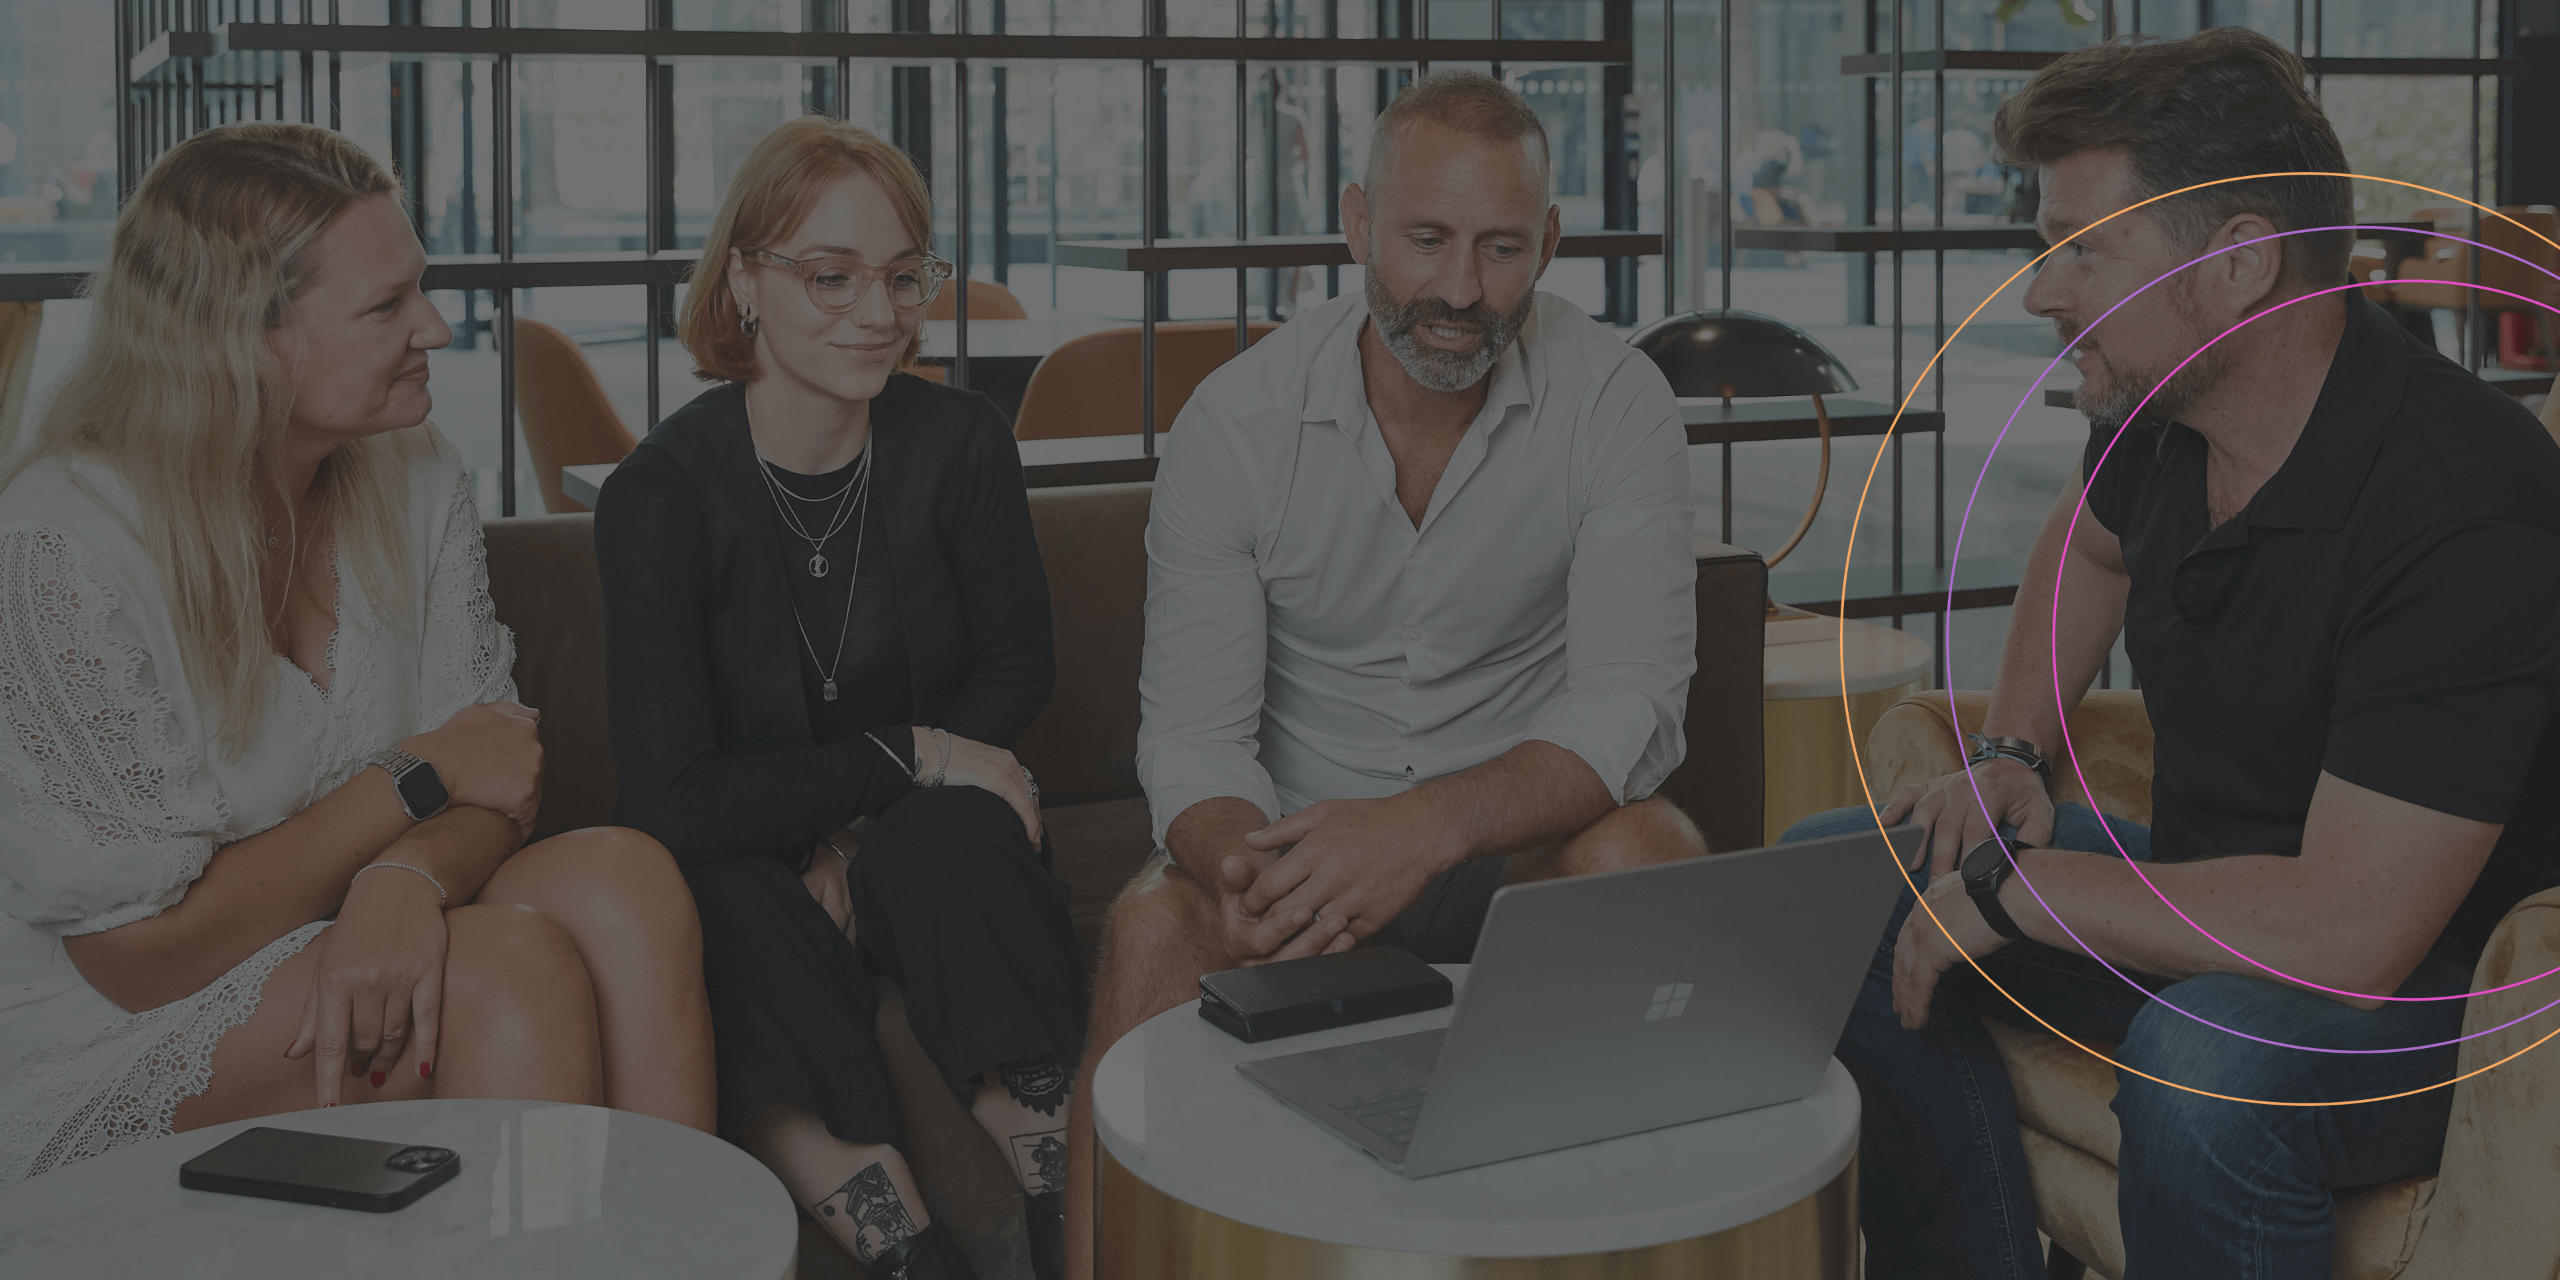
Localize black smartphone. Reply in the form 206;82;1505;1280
179;1126;460;1213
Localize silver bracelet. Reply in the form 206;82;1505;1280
863;731;915;782
350;859;447;906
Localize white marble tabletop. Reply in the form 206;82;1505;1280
1091;963;1861;1258
0;1099;796;1279
1763;611;1938;700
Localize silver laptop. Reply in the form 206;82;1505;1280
1234;824;1916;1177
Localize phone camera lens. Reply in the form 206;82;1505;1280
384;1146;452;1172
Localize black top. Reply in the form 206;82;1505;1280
594;375;1055;867
2082;294;2560;963
762;448;911;743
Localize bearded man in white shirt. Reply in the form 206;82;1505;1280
1059;70;1713;1275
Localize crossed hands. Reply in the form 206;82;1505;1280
1873;757;2051;1028
1211;795;1460;967
284;699;540;1104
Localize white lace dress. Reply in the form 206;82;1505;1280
0;427;516;1187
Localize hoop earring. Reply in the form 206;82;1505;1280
740;311;759;337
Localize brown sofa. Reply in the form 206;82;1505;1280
1867;689;2560;1280
482;483;1772;1279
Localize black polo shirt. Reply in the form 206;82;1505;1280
2081;294;2560;964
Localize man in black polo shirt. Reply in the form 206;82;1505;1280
1782;28;2560;1279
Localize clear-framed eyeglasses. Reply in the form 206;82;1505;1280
743;248;953;313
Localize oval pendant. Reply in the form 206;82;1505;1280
822;679;840;702
808;553;829;578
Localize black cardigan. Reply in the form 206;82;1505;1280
592;376;1055;866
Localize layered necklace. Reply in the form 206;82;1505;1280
754;445;872;703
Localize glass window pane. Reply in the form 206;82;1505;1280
979;0;1143;36
666;0;821;29
1932;0;2108;53
519;0;648;28
2204;0;2299;37
421;61;499;256
2326;75;2489;222
0;3;118;265
515;58;648;253
671;62;837;250
2319;0;2480;57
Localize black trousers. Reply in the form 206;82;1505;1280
683;786;1084;1147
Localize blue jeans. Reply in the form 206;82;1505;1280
1784;804;2469;1280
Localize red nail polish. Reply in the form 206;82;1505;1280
370;1071;386;1088
420;1061;432;1080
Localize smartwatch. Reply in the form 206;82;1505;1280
1958;835;2031;942
371;747;450;823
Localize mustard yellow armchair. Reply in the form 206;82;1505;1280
1865;689;2560;1280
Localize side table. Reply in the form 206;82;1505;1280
1764;610;1935;838
1092;964;1860;1278
0;1098;797;1279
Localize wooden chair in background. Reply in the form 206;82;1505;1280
906;279;1032;385
1012;319;1279;440
0;301;43;447
2392;205;2560;367
927;278;1029;322
512;317;637;514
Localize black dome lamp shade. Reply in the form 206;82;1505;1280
1629;309;1858;577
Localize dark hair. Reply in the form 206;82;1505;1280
1993;27;2353;292
1364;70;1552;205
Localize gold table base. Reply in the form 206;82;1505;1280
1098;1151;1857;1280
1764;680;1924;840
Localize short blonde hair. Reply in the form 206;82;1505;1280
679;116;936;383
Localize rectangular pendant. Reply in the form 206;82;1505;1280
822;679;839;702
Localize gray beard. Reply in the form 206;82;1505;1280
2078;341;2232;427
1364;270;1536;393
2073;282;2231;427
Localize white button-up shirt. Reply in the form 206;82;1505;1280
1135;290;1698;846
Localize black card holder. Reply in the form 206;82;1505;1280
1196;946;1454;1042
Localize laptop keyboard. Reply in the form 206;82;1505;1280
1329;1084;1430;1145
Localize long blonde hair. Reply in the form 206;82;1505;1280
0;122;415;756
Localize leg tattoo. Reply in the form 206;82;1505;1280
999;1056;1070;1118
1007;1127;1069;1196
811;1162;921;1264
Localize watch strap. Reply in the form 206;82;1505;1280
1965;732;2050;781
1963;839;2031;942
371;747;448;822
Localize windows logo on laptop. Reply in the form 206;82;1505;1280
1643;981;1694;1022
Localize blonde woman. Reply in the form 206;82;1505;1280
594;116;1076;1280
0;122;715;1188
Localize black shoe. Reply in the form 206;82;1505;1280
1023;1189;1064;1280
867;1220;978;1280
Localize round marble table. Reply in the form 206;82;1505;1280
0;1099;796;1279
1092;964;1862;1279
